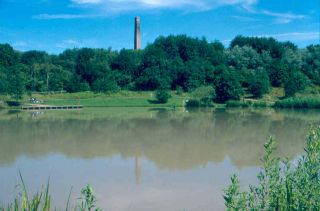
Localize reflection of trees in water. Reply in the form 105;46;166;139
0;109;318;170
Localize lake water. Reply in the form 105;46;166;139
0;108;319;210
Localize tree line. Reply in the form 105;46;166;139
0;35;319;102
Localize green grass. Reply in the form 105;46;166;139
1;87;320;109
274;96;320;109
27;91;189;108
226;100;270;108
1;172;100;211
228;87;320;109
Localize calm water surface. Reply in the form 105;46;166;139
0;108;319;210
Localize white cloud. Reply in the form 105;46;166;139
261;10;307;24
70;0;258;11
33;13;100;19
232;15;260;22
33;0;259;20
56;39;81;48
12;41;29;48
259;32;319;41
34;0;308;24
72;0;102;3
239;6;308;24
56;39;97;49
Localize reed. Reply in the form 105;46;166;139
226;100;269;108
1;173;100;211
274;96;320;109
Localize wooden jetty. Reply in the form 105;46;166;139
22;105;83;110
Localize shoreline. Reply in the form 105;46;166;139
1;89;320;110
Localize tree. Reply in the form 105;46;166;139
230;35;287;59
56;48;79;71
248;69;270;98
92;74;119;93
136;45;170;90
21;50;52;91
268;61;290;87
185;58;213;91
214;67;243;102
284;71;309;97
0;44;19;67
0;66;8;94
48;65;71;91
0;34;318;96
226;45;263;70
66;74;90;93
21;50;49;65
112;49;142;88
301;45;320;85
7;65;26;99
155;89;171;103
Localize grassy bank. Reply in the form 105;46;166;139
226;100;270;108
1;88;320;109
30;91;189;108
226;96;320;109
226;87;320;109
274;96;320;109
0;91;190;108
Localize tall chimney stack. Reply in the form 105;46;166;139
134;16;141;50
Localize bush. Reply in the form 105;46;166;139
215;69;243;103
176;86;184;95
0;100;5;109
226;100;268;108
248;70;270;98
303;86;320;94
191;86;216;106
155;89;171;103
224;126;320;210
226;100;249;108
6;100;21;106
284;71;309;97
185;99;201;107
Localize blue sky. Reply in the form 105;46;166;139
0;0;319;54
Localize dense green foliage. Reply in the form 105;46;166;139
224;126;320;210
0;35;318;103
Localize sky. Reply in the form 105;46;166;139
0;0;319;54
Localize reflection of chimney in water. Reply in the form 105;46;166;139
134;16;141;50
135;156;141;185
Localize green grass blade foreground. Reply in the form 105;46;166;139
1;176;100;211
224;126;320;210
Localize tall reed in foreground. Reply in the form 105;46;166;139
1;174;100;211
224;126;320;210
